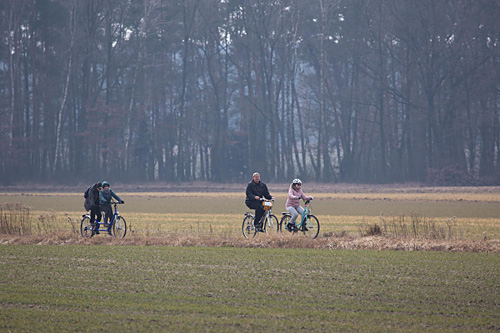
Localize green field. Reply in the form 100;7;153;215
1;245;499;331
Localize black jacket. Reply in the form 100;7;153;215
245;180;272;204
84;183;101;211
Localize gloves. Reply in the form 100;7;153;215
309;196;314;200
120;200;124;204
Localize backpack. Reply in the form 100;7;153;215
84;186;91;199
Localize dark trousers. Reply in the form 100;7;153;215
90;205;101;230
101;205;113;225
246;201;265;227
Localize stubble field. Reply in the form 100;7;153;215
1;185;500;331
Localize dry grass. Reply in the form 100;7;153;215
359;213;462;240
0;203;59;236
1;232;499;253
0;205;498;252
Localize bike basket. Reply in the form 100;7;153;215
262;201;273;210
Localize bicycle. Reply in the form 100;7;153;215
242;199;278;238
81;201;127;238
278;199;320;239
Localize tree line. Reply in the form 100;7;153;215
1;0;500;185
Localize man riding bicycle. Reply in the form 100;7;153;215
245;172;274;232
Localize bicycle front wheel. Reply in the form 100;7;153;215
113;216;127;238
80;215;92;238
302;215;320;239
269;214;278;232
242;215;255;238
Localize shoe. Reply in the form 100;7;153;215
107;229;113;236
303;226;309;231
255;227;265;233
95;230;100;235
286;223;297;232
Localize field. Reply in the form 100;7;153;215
1;187;500;244
1;245;499;331
1;185;500;331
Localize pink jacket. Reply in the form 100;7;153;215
286;185;308;208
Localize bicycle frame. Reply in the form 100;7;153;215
258;199;275;230
296;200;311;229
95;202;120;232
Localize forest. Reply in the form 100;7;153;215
1;0;500;184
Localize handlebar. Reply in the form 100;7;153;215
304;197;314;205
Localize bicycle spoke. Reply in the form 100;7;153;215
80;216;92;238
242;215;254;238
112;216;127;238
301;215;320;239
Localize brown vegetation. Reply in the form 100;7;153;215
1;232;499;253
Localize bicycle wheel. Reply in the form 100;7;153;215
269;214;279;232
80;215;93;238
242;214;255;238
279;215;292;233
301;215;320;239
113;216;127;238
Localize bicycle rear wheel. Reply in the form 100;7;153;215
80;215;92;238
113;216;127;238
301;215;320;239
242;214;254;238
279;215;292;233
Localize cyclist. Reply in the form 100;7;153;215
245;172;274;232
84;182;103;236
99;181;124;235
285;178;314;231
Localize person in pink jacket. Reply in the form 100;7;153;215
285;179;314;231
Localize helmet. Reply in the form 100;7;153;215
292;178;302;185
102;181;110;188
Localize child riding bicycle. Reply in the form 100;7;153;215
99;181;124;235
285;179;313;231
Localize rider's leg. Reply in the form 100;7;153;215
101;206;111;225
286;206;303;230
90;206;102;235
254;205;265;230
101;205;113;235
247;202;265;229
286;206;299;225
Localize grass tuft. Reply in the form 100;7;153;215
0;203;33;235
359;213;462;240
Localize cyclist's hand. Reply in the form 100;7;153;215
309;196;314;200
294;196;299;199
120;200;124;204
255;196;260;200
271;196;275;201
